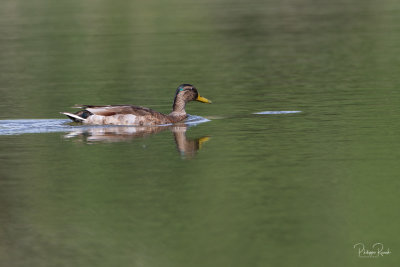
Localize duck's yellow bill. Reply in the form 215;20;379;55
196;95;212;103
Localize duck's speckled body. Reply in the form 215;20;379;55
61;84;211;126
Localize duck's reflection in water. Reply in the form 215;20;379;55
64;124;210;158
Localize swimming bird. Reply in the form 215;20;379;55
61;84;212;126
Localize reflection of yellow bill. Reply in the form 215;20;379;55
198;136;211;149
196;95;212;103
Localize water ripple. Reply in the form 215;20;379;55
253;111;302;115
0;115;210;136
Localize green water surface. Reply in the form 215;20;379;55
1;0;400;266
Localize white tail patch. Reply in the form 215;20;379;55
61;112;87;122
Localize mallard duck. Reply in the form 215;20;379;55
61;84;212;126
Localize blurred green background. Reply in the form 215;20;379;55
1;0;400;266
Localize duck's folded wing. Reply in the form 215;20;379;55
81;105;162;116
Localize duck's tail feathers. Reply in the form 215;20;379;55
61;112;87;122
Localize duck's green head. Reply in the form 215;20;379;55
174;84;212;104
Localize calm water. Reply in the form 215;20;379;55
1;0;400;266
